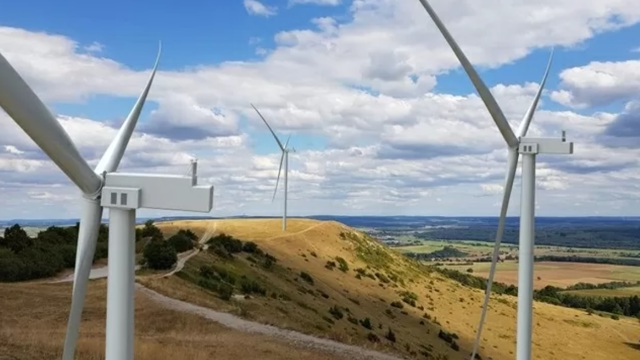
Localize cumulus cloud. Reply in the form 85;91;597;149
1;0;640;218
551;60;640;108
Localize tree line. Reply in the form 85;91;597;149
0;221;199;282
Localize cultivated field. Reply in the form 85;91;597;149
444;261;640;289
564;286;640;298
396;239;633;259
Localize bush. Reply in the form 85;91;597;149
335;257;349;272
329;305;344;320
218;282;234;300
143;240;177;270
466;268;474;273
385;328;396;343
359;317;373;329
325;261;336;270
240;277;266;296
367;333;380;343
263;253;277;269
242;241;259;253
208;233;243;253
611;314;620;320
300;271;314;285
167;233;194;253
390;301;404;309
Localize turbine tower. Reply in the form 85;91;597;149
416;1;574;360
251;104;295;231
0;45;214;360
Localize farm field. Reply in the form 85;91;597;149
395;240;634;259
443;261;640;289
564;286;640;298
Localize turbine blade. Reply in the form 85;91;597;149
273;150;285;202
283;135;291;151
0;53;102;196
62;198;103;360
516;48;554;138
96;42;162;173
251;103;285;151
417;0;518;148
471;149;519;360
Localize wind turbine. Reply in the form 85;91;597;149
251;104;294;231
0;44;214;360
416;1;574;360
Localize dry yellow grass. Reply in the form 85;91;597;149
2;218;639;360
151;218;640;360
0;280;353;359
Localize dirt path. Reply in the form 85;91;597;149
137;284;402;360
161;222;217;278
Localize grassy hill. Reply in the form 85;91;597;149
139;218;640;360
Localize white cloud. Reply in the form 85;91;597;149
1;0;640;218
244;0;277;17
84;41;104;53
551;60;640;108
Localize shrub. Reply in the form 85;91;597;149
199;265;216;279
208;233;243;253
611;314;620;320
466;268;474;273
167;233;194;253
310;251;318;257
359;317;373;329
240;278;266;296
367;333;380;343
347;316;358;325
335;257;349;272
390;301;404;309
242;241;259;253
325;261;336;270
385;328;396;343
263;253;277;269
451;341;460;351
218;282;234;300
329;305;344;320
143;240;177;270
300;271;314;285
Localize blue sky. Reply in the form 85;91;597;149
0;0;639;219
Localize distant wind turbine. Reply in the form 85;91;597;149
251;104;295;231
416;1;574;360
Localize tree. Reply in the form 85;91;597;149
143;240;177;270
167;233;194;253
1;224;32;253
141;220;163;240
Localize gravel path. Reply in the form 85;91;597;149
137;284;404;360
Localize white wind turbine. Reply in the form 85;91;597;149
251;104;295;231
416;1;574;360
0;44;214;360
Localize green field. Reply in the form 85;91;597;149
395;239;634;260
440;260;640;289
563;286;640;298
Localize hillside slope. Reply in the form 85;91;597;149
142;218;640;360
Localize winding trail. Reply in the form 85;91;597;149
161;221;216;278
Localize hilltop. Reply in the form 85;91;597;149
142;218;640;360
1;218;638;359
